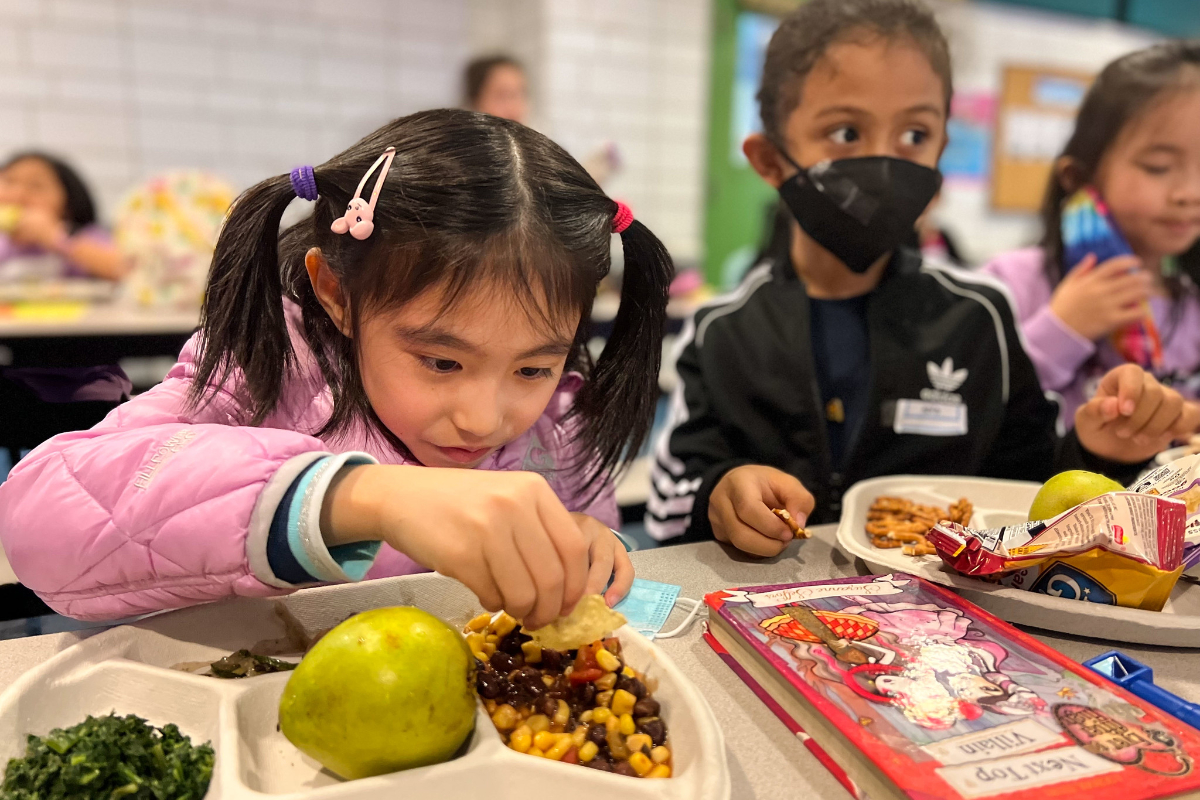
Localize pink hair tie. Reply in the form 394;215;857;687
611;201;634;234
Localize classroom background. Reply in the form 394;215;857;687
2;0;1199;631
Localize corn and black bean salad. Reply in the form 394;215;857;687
465;612;672;778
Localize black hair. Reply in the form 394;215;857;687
191;109;673;490
2;151;98;233
757;0;952;141
464;55;524;107
1039;41;1200;291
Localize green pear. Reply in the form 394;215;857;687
1028;470;1124;522
279;607;476;780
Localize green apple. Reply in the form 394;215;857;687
1028;470;1124;522
279;607;476;780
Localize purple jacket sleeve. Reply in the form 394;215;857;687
980;247;1096;392
0;336;329;620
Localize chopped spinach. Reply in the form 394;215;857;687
1;713;213;800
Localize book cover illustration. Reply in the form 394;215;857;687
706;573;1200;799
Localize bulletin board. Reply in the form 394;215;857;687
991;65;1093;212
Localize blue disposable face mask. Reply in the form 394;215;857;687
613;578;701;640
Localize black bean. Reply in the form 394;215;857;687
574;684;596;709
638;717;667;747
584;757;612;772
489;652;516;673
498;629;527;655
612;760;638;778
476;669;505;700
633;697;660;718
587;724;608;746
540;648;563;670
537;695;558;718
616;675;646;699
545;676;570;700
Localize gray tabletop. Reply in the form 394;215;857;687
2;524;1198;799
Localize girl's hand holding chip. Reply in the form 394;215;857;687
1076;364;1200;463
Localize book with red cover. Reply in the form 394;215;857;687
705;573;1200;800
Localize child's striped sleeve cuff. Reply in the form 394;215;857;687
248;452;381;588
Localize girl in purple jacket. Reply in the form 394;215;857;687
0;110;673;623
984;42;1200;426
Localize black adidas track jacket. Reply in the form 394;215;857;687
646;249;1142;542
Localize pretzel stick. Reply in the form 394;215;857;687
771;508;811;539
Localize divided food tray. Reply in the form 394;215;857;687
836;474;1200;647
0;586;730;800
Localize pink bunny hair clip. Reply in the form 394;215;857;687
331;146;396;240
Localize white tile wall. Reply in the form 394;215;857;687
1;0;471;219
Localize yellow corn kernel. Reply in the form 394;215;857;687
541;675;555;688
591;707;611;724
533;730;556;751
579;741;599;763
553;699;570;727
481;642;497;658
595;690;614;708
526;714;551;733
610;689;637;716
592;671;619;690
571;726;589;748
509;725;532;753
594;672;618;691
647;764;671;779
595;647;621;672
465;632;486;658
544;737;573;761
628;751;653;776
521;641;543;664
491;704;519;731
605;714;620;735
618;713;636;736
625;733;652;754
579;710;594;724
651;746;670;764
466;613;492;632
484;699;497;714
526;746;545;758
492;611;517;637
607;729;630;759
622;666;636;678
484;634;499;645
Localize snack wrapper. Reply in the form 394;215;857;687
926;491;1185;611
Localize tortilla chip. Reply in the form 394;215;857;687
522;595;627;651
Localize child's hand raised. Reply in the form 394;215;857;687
1050;254;1151;341
1075;364;1200;463
709;465;814;557
323;465;594;630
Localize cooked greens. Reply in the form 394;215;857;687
1;713;213;800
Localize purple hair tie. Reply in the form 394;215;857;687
290;166;318;201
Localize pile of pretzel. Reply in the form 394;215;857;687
865;496;973;557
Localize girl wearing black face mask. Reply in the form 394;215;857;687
646;0;1199;555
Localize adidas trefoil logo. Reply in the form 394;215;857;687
927;357;968;392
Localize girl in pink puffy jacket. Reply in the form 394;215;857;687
0;110;673;624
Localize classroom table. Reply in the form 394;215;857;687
1;524;1196;798
0;302;198;368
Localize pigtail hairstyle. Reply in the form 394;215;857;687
190;175;297;421
189;109;672;490
570;211;674;489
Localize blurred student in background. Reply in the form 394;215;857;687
984;43;1200;425
464;55;530;125
0;152;127;282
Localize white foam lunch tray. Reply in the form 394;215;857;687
0;590;730;800
836;474;1200;647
